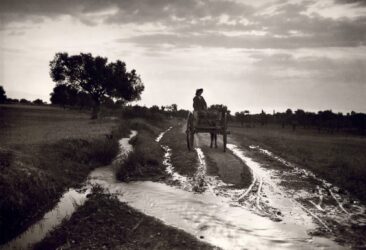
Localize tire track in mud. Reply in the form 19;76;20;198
246;144;366;247
159;128;300;223
156;126;366;248
159;126;247;200
226;144;306;223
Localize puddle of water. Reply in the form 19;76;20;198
91;170;343;250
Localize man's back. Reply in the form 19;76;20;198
193;95;207;111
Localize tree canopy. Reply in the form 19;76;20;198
49;52;144;118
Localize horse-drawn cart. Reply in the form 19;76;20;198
186;110;229;152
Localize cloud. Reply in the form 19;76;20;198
335;0;366;6
0;0;116;25
247;52;366;84
1;0;366;49
114;1;366;49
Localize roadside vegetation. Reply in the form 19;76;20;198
0;105;128;243
230;125;366;203
116;118;173;182
34;188;214;250
0;100;188;244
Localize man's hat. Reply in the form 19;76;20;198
196;88;203;95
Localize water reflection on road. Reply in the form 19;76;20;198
2;129;344;250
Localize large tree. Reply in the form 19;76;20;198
50;84;77;108
50;53;144;118
0;86;7;104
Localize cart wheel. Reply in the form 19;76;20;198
223;132;227;152
186;130;191;150
223;112;228;152
186;130;194;151
186;112;195;151
190;131;194;150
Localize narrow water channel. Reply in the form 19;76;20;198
2;130;345;250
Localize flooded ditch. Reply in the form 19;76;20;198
1;129;348;250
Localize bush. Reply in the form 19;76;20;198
33;99;44;105
116;130;165;182
88;138;119;166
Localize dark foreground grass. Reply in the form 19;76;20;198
34;190;215;250
230;125;366;203
116;119;170;182
0;105;130;244
0;123;129;243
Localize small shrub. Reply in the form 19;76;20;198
88;138;119;166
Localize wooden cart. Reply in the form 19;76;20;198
186;110;229;152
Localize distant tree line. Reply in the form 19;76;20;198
234;109;366;135
0;85;47;105
121;104;189;121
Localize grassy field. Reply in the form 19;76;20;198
0;104;128;243
229;123;366;203
0;104;118;145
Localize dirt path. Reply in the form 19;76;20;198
224;134;366;248
195;133;251;188
155;125;347;249
160;124;366;248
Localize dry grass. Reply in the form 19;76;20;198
230;125;366;203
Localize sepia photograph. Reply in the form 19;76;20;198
0;0;366;249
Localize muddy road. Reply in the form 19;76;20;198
3;123;366;249
158;124;366;249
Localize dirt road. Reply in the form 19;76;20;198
158;124;366;249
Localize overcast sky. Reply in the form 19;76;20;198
1;0;365;113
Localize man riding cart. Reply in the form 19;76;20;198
187;88;229;151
